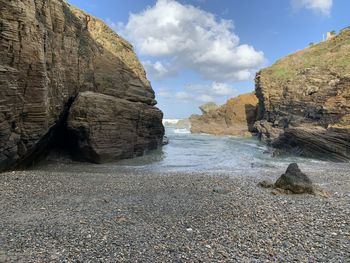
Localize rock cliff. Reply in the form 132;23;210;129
190;93;258;136
0;0;164;171
254;28;350;161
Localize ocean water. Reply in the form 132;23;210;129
113;127;330;174
39;126;349;175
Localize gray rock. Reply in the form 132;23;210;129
274;163;314;194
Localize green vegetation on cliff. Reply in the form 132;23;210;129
267;28;350;82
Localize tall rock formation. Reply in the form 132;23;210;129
254;28;350;161
0;0;164;171
190;93;258;136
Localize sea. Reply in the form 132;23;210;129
38;120;350;176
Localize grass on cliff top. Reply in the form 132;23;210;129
266;28;350;81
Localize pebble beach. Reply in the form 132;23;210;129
1;164;349;262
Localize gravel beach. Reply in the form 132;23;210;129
0;164;349;262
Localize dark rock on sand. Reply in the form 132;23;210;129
258;163;330;197
274;163;314;194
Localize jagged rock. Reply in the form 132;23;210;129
274;163;314;194
0;0;164;171
258;163;330;197
199;102;219;114
254;28;350;161
190;93;258;136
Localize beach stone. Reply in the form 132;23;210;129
274;163;314;194
212;186;230;194
257;180;274;189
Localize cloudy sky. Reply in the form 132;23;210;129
69;0;348;118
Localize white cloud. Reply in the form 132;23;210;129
159;82;238;104
121;0;265;81
187;82;238;98
196;94;215;103
175;91;192;101
291;0;333;15
143;60;177;80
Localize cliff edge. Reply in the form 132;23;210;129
255;28;350;161
0;0;164;171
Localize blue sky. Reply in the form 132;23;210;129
68;0;349;118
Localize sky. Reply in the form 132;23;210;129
68;0;349;118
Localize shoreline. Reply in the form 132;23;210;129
1;166;349;262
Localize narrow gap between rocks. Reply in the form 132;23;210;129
15;96;79;169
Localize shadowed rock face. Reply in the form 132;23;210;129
0;0;164;171
254;28;350;161
190;93;258;136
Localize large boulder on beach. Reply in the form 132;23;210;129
0;0;164;171
254;28;350;161
274;163;314;194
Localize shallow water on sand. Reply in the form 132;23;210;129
38;127;350;176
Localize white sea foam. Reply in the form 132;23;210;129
174;128;190;134
162;119;180;124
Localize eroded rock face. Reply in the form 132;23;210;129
199;102;219;115
67;92;164;163
190;93;258;136
254;28;350;161
0;0;164;171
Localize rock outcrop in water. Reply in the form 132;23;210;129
254;28;350;161
190;93;258;136
0;0;164;171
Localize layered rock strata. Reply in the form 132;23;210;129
0;0;164;171
254;28;350;161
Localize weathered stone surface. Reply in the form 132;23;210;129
199;102;219;114
190;93;258;136
67;92;164;163
254;28;350;161
258;163;330;197
274;163;314;194
0;0;164;171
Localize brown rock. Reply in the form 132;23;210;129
199;102;219;114
190;93;258;136
254;28;350;161
0;0;164;171
67;92;164;163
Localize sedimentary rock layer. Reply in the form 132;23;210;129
0;0;164;171
190;93;258;136
254;28;350;161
